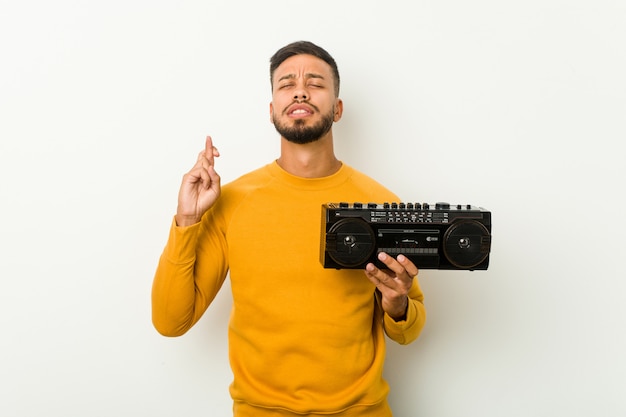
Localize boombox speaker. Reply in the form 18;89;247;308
320;202;492;270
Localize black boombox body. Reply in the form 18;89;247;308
320;202;492;270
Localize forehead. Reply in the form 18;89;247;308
273;54;333;82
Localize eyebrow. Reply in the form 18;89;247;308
277;73;326;83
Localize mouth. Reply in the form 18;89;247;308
285;103;316;118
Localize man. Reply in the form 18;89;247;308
152;41;426;417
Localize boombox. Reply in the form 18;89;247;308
320;202;492;270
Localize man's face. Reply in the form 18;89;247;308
270;54;342;144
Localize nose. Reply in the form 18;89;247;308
293;83;308;101
294;92;308;101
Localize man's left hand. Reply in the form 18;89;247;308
364;252;419;321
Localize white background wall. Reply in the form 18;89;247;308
1;1;624;416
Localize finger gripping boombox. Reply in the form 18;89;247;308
320;202;492;270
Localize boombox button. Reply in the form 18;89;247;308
354;202;363;209
435;202;450;210
339;202;349;208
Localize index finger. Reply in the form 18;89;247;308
397;254;419;278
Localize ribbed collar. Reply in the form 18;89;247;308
265;160;352;190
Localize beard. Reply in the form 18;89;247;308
272;105;335;145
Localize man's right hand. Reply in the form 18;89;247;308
175;136;221;227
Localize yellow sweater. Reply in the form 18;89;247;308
152;161;426;416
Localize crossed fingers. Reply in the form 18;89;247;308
192;136;220;188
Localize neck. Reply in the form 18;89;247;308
276;133;341;178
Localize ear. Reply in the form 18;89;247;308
333;99;344;122
269;102;274;124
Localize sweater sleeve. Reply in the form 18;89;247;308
151;215;229;337
381;278;426;345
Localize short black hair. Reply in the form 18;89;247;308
269;41;340;97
